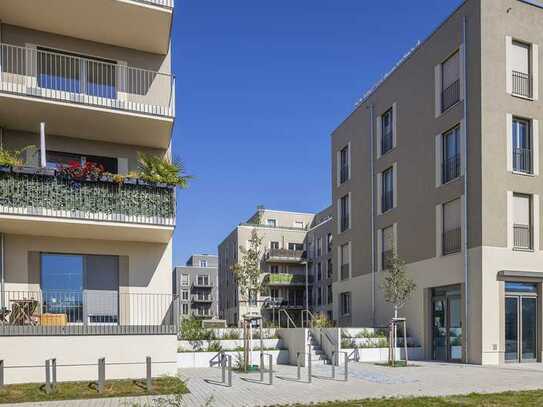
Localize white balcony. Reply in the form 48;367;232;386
0;44;174;148
0;0;173;54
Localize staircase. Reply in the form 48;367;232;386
308;331;331;365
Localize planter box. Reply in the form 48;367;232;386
339;347;424;364
177;338;283;352
177;350;289;368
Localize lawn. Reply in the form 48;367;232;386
274;390;543;406
0;376;188;405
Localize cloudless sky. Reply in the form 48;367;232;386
171;0;463;265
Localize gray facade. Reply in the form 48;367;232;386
174;255;218;319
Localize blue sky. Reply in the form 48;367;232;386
171;0;463;265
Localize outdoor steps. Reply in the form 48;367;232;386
308;332;331;365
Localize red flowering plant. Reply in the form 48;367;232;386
58;160;105;182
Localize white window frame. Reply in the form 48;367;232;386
506;36;539;100
336;142;351;186
376;103;397;159
377;223;397;272
506;191;540;251
435;121;466;187
337;193;351;234
266;219;277;227
181;274;189;286
435;46;465;117
506;113;539;176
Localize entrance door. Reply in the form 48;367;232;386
505;282;538;363
432;286;462;362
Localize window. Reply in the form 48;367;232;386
513;194;532;250
441;51;460;112
381;108;394;154
294;221;305;229
197;275;210;286
442;126;461;183
199;260;208;268
340;243;350;280
340;292;351;316
382;226;394;270
267;219;277;227
46;150;118;173
442;199;461;255
181;290;189;301
382;167;394;213
340;194;350;232
511;41;532;98
317;262;322;281
317;287;322;306
327;258;333;279
327;285;333;304
512;118;532;174
270;241;280;250
181;274;189;286
327;233;333;253
248;289;257;306
270;265;279;274
340;145;349;183
182;304;189;314
288;243;304;251
317;237;322;257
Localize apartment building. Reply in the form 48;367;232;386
0;0;177;383
306;207;334;322
174;254;219;319
218;207;315;327
331;0;543;365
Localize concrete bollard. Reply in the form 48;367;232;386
0;360;4;389
221;353;226;384
227;355;232;387
307;344;312;384
97;358;106;393
296;352;301;381
343;352;349;382
51;358;57;390
45;359;51;394
331;351;336;379
260;352;264;382
268;354;273;385
146;356;152;392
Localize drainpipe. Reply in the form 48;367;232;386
40;122;46;168
367;103;376;326
1;233;4;309
462;15;470;364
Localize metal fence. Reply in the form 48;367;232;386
381;131;393;154
442;227;461;255
0;290;179;336
513;147;532;174
134;0;175;8
0;168;176;226
514;224;532;250
442;154;461;184
441;79;460;112
0;43;175;117
381;190;393;213
512;71;532;98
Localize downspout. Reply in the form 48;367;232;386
368;103;376;326
462;15;470;364
1;233;4;309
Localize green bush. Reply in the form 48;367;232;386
179;316;214;341
206;340;223;353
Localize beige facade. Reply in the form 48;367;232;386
0;0;176;383
331;0;543;365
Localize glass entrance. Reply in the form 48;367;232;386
505;282;538;363
432;286;462;362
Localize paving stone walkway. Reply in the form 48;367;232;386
13;361;543;406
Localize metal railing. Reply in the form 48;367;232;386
0;43;175;117
191;294;213;302
340;214;349;232
441;79;460;112
513;147;532;174
133;0;175;8
0;168;176;226
442;227;461;255
442;154;461;183
381;131;393;154
192;281;213;288
514;224;532;250
382;190;393;213
0;290;179;336
340;264;349;280
340;165;349;184
265;249;306;262
512;71;532;98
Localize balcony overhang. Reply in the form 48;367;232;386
0;0;172;54
0;214;174;243
0;92;173;149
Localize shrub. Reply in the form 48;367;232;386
0;145;37;167
222;329;240;340
137;152;191;187
206;340;223;353
313;312;333;328
179;316;213;341
58;160;105;181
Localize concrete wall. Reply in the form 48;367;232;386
277;328;308;366
1;335;177;384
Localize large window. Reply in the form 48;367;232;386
340;194;350;232
511;41;532;98
513;194;532;250
340;243;350;280
327;258;333;279
382;167;394;213
381;108;394;155
442;199;461;255
317;262;322;281
381;226;394;270
441;51;460;112
197;275;210;286
340;145;349;183
512;118;532;174
317;237;322;257
46;151;118;173
442;126;461;183
327;285;333;304
288;243;304;251
41;253;119;324
340;292;351;316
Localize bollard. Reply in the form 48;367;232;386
51;358;57;390
0;360;4;389
227;355;232;387
221;353;226;384
45;359;51;394
307;344;312;384
331;351;335;379
97;358;105;393
146;356;152;392
343;352;349;382
296;352;301;381
260;352;264;382
268;354;273;385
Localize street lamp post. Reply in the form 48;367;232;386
304;261;309;327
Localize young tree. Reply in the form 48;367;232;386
381;255;416;319
232;229;264;304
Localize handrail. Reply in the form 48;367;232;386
302;309;315;328
278;309;297;328
209;350;224;367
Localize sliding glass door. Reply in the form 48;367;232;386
505;282;538;363
431;285;462;362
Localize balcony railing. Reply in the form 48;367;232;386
340;214;350;232
133;0;174;9
262;297;305;309
381;131;393;155
0;167;175;226
514;224;532;250
0;290;178;336
512;71;532;98
0;43;175;117
513;147;532;174
442;227;461;255
382;190;393;213
442;154;461;183
265;249;306;263
191;295;213;303
192;281;213;288
263;273;310;286
340;165;349;184
340;264;349;280
441;79;460;112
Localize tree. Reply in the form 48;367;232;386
381;255;416;319
232;229;264;303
